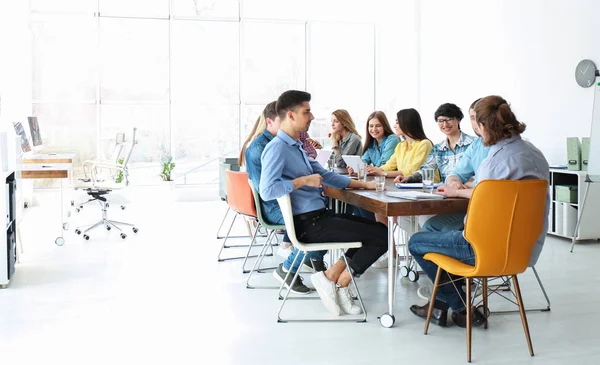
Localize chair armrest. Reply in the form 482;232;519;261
90;162;126;186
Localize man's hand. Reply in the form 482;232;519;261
304;173;323;188
307;138;322;149
436;184;459;197
447;181;466;189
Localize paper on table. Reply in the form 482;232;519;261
394;182;444;189
385;191;446;200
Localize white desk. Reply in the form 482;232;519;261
20;153;75;246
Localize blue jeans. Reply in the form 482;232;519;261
272;215;326;273
283;248;326;273
345;204;376;221
422;213;466;232
408;230;475;312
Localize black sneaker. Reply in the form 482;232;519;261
303;257;327;272
273;264;311;294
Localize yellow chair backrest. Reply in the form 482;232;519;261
464;180;547;277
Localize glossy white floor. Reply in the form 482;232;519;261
1;187;599;365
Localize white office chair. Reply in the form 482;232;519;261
73;128;139;240
72;132;127;212
276;194;367;323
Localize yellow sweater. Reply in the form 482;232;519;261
381;139;433;176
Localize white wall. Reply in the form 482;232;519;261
418;0;600;165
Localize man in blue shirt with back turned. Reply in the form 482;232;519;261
260;90;388;316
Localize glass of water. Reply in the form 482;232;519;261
357;163;366;181
421;168;435;193
374;175;386;192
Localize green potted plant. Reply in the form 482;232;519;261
160;155;176;182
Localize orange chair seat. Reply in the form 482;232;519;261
423;253;477;277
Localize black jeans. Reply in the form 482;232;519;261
293;209;388;276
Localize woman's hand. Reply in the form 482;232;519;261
367;165;384;176
396;175;411;183
347;166;355;175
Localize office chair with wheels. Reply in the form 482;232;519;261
73;128;139;241
72;132;127;212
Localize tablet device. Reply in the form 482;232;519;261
341;155;364;172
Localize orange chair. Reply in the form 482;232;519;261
423;180;548;362
217;170;273;272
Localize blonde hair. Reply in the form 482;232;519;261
331;109;361;143
239;113;267;167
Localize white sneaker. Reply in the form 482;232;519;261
276;245;294;259
310;272;342;316
337;286;363;315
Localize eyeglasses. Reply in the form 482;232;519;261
436;118;455;125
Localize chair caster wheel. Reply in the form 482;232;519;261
79;206;83;209
399;266;409;277
120;233;127;239
63;223;69;231
106;203;110;208
75;208;80;213
379;313;395;328
75;229;81;235
106;226;111;231
408;270;419;282
121;205;126;210
132;227;138;233
83;234;90;240
70;200;74;207
55;237;65;246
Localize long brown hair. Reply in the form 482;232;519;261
331;109;361;143
474;95;525;145
361;111;394;155
396;108;430;142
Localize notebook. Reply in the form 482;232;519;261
385;191;446;200
394;182;444;189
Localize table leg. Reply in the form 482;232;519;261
379;216;397;328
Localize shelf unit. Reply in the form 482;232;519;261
547;169;600;241
0;170;17;288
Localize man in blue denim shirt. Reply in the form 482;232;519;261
260;90;388;316
245;101;326;295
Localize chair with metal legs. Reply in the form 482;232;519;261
423;180;548;362
474;265;550;315
73;128;139;241
217;170;274;273
245;180;285;290
275;194;367;323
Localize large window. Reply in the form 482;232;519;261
30;1;396;186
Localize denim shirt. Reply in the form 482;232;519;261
261;130;350;216
245;129;282;225
361;134;400;167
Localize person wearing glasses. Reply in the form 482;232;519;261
407;95;549;328
400;103;475;184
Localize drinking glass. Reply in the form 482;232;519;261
357;163;367;181
374;175;386;192
421;168;435;193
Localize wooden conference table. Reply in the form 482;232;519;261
325;177;469;328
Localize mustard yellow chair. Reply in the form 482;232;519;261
423;179;548;362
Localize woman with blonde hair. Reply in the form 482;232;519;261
330;109;362;168
239;112;267;167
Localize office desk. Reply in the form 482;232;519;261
20;153;75;246
325;178;469;327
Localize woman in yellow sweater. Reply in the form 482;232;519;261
367;108;433;182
